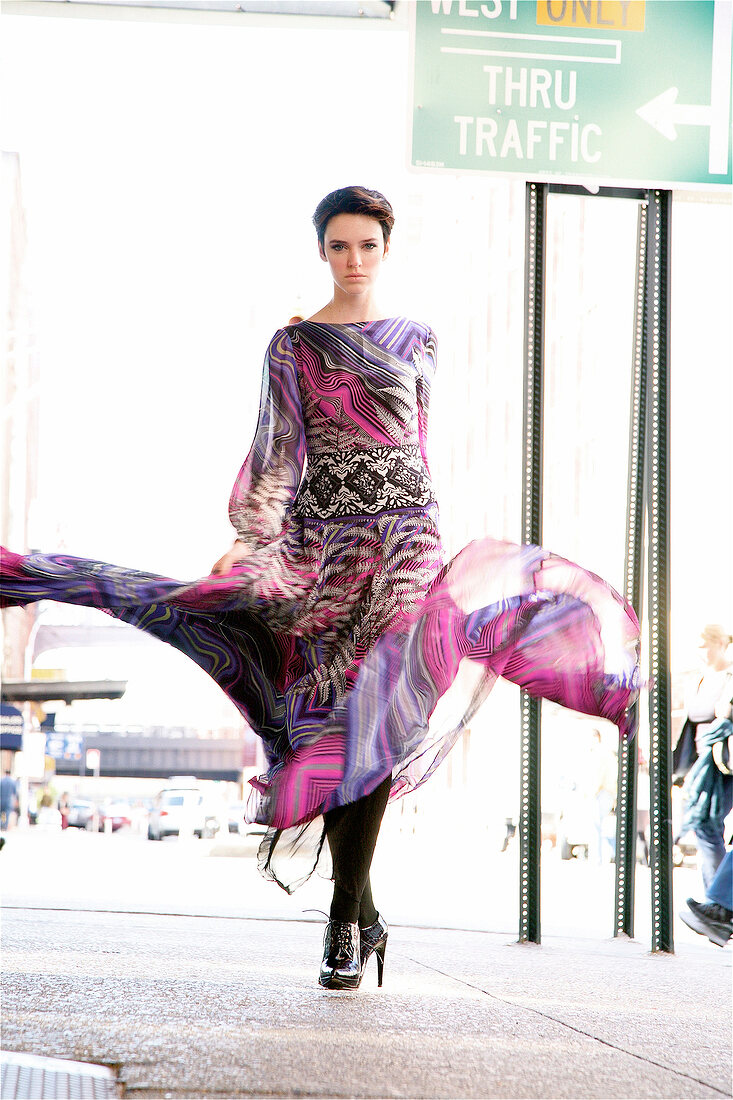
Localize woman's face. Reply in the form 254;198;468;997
319;213;388;296
701;638;727;666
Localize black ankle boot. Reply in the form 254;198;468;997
319;920;361;989
360;913;388;987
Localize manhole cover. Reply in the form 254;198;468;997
1;1050;118;1099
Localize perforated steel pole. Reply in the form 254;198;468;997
645;190;673;953
519;181;546;945
614;200;648;939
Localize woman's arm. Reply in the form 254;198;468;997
416;326;437;472
212;329;306;574
714;670;733;721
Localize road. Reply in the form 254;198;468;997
0;819;709;947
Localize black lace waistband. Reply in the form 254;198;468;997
293;444;436;520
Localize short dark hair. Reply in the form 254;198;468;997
313;186;395;249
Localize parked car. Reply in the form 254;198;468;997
66;799;96;830
147;786;224;841
226;800;267;839
98;801;132;832
36;805;63;830
227;801;248;834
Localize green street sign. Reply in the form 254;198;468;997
410;0;732;189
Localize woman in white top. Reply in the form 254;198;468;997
682;623;733;891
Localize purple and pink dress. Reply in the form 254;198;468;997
1;318;640;885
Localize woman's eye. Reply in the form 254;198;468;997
364;243;377;250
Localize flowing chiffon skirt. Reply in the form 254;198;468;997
1;527;639;888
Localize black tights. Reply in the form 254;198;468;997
323;775;391;927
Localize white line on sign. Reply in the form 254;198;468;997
708;0;732;173
440;26;622;64
442;47;620;63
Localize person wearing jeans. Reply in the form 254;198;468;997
680;849;733;947
680;625;733;892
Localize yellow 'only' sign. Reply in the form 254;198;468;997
536;1;646;32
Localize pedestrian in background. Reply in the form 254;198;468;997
675;624;733;892
680;848;733;947
0;769;19;830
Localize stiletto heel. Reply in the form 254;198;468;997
359;913;388;987
374;941;386;987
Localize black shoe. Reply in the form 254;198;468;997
318;920;361;989
360;914;388;987
680;898;733;947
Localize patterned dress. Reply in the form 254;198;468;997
1;318;640;886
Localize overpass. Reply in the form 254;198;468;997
44;724;258;783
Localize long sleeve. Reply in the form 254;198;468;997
228;329;306;549
416;326;437;472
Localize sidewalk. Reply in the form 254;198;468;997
1;901;730;1099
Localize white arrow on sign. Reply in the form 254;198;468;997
636;87;712;141
636;0;732;175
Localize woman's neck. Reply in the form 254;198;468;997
309;289;384;324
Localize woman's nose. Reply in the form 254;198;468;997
348;251;362;268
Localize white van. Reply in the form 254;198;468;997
147;784;224;841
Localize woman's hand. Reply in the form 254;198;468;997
211;541;251;576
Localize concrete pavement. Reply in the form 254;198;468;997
1;905;730;1099
1;830;731;1099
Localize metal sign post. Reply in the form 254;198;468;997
613;198;648;940
644;189;673;954
519;180;547;944
519;183;673;950
612;190;673;950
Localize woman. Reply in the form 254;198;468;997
677;624;733;892
1;186;640;989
